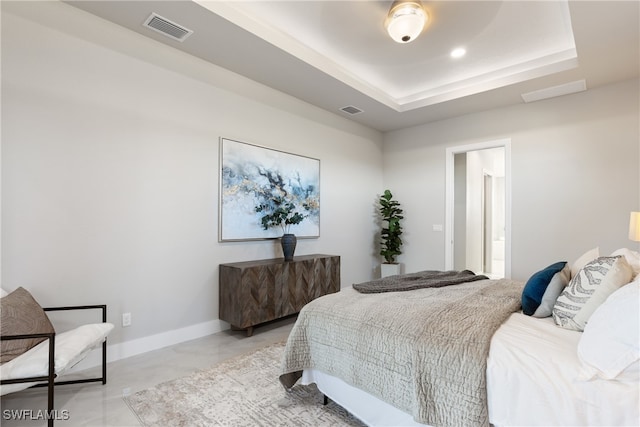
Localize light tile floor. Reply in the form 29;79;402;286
1;318;295;427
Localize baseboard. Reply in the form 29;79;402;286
67;319;228;373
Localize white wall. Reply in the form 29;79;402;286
383;79;640;281
1;1;383;359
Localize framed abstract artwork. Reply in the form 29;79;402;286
219;138;320;241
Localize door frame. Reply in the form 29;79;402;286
445;139;512;278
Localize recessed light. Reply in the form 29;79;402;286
451;47;466;58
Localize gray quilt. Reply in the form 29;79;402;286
280;278;524;427
353;269;489;293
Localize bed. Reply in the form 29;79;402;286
279;250;640;427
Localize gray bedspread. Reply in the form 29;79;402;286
280;278;524;427
353;269;488;293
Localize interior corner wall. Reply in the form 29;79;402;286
1;1;383;357
383;78;640;281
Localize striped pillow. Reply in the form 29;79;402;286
553;256;632;331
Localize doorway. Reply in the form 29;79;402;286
445;140;511;278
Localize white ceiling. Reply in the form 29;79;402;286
69;1;639;132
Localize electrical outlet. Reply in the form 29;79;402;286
122;312;132;327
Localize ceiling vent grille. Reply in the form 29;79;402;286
521;79;586;103
143;13;193;42
340;105;363;115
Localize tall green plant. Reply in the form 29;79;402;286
379;189;404;264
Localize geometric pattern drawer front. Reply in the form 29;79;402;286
219;254;340;334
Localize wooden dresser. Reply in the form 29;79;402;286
219;254;340;336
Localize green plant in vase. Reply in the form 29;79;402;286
255;191;310;261
256;196;307;234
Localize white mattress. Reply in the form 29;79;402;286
302;312;640;426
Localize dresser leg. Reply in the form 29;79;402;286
230;324;254;336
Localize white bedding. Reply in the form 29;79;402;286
488;312;639;426
302;312;640;426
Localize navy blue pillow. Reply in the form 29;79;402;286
522;261;568;315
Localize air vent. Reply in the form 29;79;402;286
521;80;586;103
143;13;193;42
340;105;363;115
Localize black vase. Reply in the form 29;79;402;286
281;234;297;261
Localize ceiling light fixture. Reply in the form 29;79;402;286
451;47;466;58
385;0;427;44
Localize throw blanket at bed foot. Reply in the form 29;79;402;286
280;279;524;427
353;269;489;293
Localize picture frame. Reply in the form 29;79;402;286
219;138;320;241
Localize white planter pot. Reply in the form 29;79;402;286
381;263;402;278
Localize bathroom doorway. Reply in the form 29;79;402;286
445;140;511;278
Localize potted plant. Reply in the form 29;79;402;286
379;189;404;277
255;192;309;261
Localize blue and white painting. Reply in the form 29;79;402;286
219;138;320;241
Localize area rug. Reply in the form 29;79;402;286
125;341;365;426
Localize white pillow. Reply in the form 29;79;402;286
570;247;599;278
0;322;114;395
611;248;640;276
577;278;639;381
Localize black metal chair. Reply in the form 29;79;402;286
0;305;110;427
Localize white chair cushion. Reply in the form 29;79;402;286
0;323;113;395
